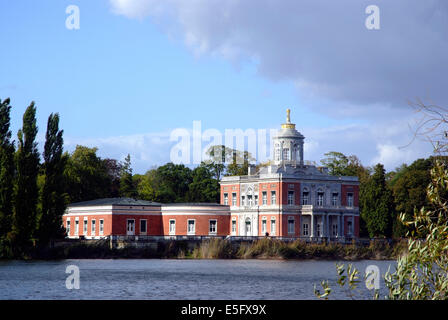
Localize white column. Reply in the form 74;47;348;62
351;215;355;236
310;215;314;238
338;215;342;237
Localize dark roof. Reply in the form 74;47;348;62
162;203;227;207
69;198;161;207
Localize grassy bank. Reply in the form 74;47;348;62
14;237;408;260
192;238;407;260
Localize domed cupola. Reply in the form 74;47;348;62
272;109;305;165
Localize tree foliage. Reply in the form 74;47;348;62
315;100;448;300
38;113;68;245
360;164;394;238
64;145;112;203
187;162;220;203
13;102;40;248
388;158;432;237
315;160;448;300
0;98;15;254
119;154;137;198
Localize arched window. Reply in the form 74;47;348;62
283;148;290;160
245;217;251;235
275;144;281;161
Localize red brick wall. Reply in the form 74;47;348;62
162;215;230;236
221;185;240;206
281;182;301;205
258;182;279;205
281;215;300;237
63;214;113;237
341;185;359;207
343;215;358;237
112;215;163;236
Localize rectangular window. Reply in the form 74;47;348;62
91;219;96;236
275;147;281;161
83;218;88;235
126;219;135;235
332;193;338;206
99;219;104;235
288;217;295;234
262;192;267;205
254;195;258;206
302;192;309;205
66;219;71;235
271;191;276;205
241;196;246;206
169;219;176;235
223;193;229;205
347;220;353;235
316;223;321;237
231;219;237;234
187;220;195;235
271;218;276;235
232;193;237;206
75;220;79;235
140;219;147;234
317;192;324;206
347;193;354;207
303;223;309;236
209;220;217;235
288;191;295;205
248;195;253;206
262;219;267;234
332;224;338;236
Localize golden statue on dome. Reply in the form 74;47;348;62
282;108;295;129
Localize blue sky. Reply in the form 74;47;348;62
1;0;446;173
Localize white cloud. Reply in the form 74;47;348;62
64;131;174;173
103;0;443;170
109;0;448;114
371;144;421;170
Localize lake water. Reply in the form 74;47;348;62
0;259;396;300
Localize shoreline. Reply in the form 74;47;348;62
1;238;407;261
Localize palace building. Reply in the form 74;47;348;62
220;110;360;239
62;110;359;240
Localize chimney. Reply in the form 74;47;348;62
248;165;256;176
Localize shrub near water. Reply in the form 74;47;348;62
192;238;235;259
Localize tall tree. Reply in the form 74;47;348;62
64;145;112;203
360;163;394;238
225;150;254;176
205;145;227;181
0;98;15;245
103;158;123;197
38;113;67;245
388;158;432;237
153;163;192;203
13;102;40;247
321;151;370;178
187;162;220;203
120;154;137;198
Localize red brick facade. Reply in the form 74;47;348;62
63;203;230;238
